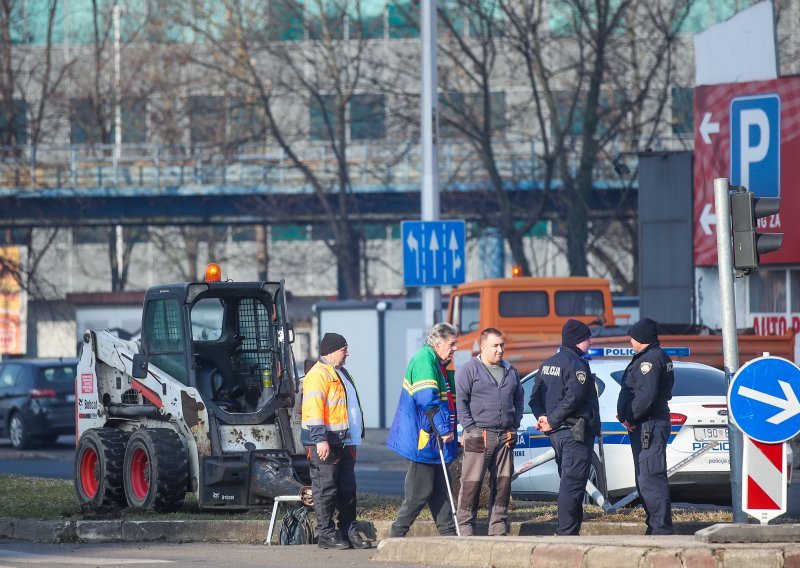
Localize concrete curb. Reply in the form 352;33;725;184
373;536;800;568
0;518;712;544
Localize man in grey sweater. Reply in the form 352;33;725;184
455;328;524;536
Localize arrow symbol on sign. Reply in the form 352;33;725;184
700;112;719;145
700;203;717;236
448;230;460;278
406;230;420;280
429;230;440;279
738;380;800;424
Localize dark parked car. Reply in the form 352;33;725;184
0;358;78;449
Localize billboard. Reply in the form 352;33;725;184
0;246;26;355
693;77;800;266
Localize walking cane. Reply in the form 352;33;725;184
425;407;461;536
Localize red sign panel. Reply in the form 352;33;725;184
742;437;786;523
693;77;800;266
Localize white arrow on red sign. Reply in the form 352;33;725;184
700;112;720;145
699;203;717;236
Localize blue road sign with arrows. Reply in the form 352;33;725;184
402;220;466;287
728;356;800;443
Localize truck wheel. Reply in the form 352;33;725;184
74;428;130;509
123;429;188;513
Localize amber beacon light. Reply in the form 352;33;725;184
511;265;523;278
205;263;222;282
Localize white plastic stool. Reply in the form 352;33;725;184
265;495;304;545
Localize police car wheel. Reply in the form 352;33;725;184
583;453;607;505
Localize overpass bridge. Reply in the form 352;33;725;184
2;141;639;227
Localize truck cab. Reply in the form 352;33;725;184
448;277;616;368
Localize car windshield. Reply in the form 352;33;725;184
610;366;727;396
39;366;76;384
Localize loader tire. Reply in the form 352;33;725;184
75;428;130;509
123;428;188;513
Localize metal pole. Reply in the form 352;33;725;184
113;5;124;279
713;177;745;523
420;0;441;329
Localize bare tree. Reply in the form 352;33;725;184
153;0;399;299
399;0;693;290
505;0;693;280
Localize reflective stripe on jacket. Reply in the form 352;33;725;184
301;361;350;445
386;344;459;465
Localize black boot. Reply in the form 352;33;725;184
318;536;351;550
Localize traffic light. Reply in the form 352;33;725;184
729;186;783;276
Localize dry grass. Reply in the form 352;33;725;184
0;473;789;526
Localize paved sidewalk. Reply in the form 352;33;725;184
374;533;800;568
4;517;800;566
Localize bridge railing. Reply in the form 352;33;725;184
0;136;693;193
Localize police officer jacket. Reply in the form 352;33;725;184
529;345;600;435
616;341;674;424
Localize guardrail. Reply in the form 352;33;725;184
0;136;692;194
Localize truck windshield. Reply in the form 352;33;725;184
455;293;480;334
554;290;604;317
499;291;548;317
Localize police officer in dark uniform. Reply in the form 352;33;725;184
616;317;675;535
529;319;600;536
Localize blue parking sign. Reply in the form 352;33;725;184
730;94;780;197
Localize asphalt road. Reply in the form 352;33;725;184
0;540;457;568
0;433;408;497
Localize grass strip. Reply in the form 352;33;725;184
0;473;741;524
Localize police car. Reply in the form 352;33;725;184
511;348;732;504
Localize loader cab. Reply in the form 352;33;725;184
133;269;297;418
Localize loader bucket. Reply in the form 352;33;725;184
251;455;313;506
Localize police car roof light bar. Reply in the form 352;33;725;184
586;347;690;358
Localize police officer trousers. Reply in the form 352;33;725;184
307;444;358;540
631;419;673;535
550;428;593;536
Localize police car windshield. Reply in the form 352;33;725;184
610;366;727;396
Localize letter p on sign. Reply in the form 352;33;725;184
731;94;780;198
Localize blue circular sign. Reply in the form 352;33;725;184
728;356;800;443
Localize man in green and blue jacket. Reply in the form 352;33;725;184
387;322;459;537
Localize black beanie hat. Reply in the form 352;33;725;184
629;318;658;344
319;332;348;356
562;319;592;346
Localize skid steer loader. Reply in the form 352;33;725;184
74;264;312;512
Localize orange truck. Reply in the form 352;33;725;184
447;276;797;374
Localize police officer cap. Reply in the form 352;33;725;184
562;319;592;346
319;332;348;356
629;317;658;344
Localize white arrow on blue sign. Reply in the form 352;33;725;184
728;356;800;443
402;220;466;287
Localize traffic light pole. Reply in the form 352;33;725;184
713;177;745;523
